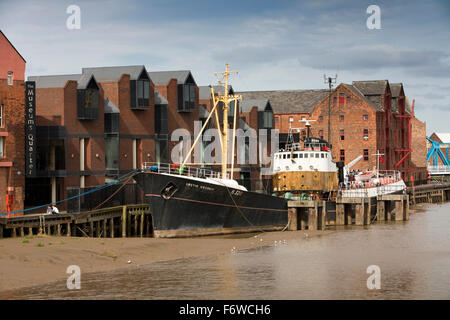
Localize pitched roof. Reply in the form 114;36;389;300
433;133;450;144
28;73;98;89
82;65;148;82
148;70;194;86
198;85;234;100
154;90;168;105
344;82;385;112
238;89;329;114
390;83;403;97
240;99;271;113
352;80;388;96
0;30;26;62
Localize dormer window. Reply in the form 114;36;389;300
178;83;196;112
130;70;151;110
77;77;99;120
263;110;273;128
137;79;150;108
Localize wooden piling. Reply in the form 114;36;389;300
122;206;127;238
287;208;298;231
0;224;3;238
47;224;51;235
140;213;144;237
57;224;61;236
20;227;25;237
110;218;114;238
67;223;71;237
377;200;385;221
355;202;364;226
308;206;318;230
103;219;107;238
404;195;409;221
364;200;370;225
28;227;33;236
12;227;16;238
127;209;132;237
320;201;327;230
395;200;404;221
336;204;345;225
134;215;138;237
89;221;94;237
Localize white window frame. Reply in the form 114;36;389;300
0;105;3;128
7;72;13;86
0;137;4;157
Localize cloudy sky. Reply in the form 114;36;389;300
1;0;449;134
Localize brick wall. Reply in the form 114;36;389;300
310;84;378;172
0;32;26;82
0;78;25;213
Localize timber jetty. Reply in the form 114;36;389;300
1;183;450;238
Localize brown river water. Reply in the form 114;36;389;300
3;202;450;299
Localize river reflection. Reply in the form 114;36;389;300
2;203;450;299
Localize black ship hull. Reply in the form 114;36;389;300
134;172;288;238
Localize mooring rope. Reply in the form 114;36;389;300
1;168;143;217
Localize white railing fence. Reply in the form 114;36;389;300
141;162;228;180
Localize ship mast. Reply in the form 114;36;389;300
213;63;242;179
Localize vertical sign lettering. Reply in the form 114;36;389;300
25;81;36;177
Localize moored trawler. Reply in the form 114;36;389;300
271;121;342;200
133;64;287;238
134;163;287;238
272;138;339;199
271;121;406;200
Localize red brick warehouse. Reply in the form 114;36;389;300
239;80;428;185
0;30;26;214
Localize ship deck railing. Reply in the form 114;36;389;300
340;170;403;190
141;162;228;180
337;184;406;198
283;142;330;152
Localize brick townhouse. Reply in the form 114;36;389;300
27;73;106;208
148;70;199;164
0;30;26;214
27;65;157;209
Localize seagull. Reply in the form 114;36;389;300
127;259;132;264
